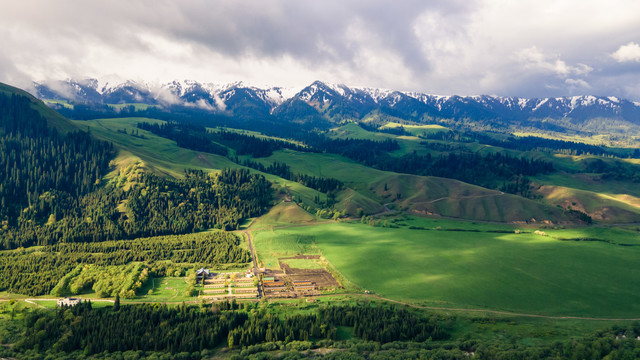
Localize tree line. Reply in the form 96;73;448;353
136;121;228;156
242;159;344;194
15;301;448;356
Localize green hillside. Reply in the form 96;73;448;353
256;149;574;223
0;82;77;133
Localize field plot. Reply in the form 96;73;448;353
200;272;258;299
254;220;640;317
135;277;193;302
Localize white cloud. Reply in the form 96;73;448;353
0;0;640;99
516;47;592;77
611;42;640;63
565;78;591;89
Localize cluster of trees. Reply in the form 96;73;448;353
0;231;250;296
50;263;149;298
302;136;400;164
7;299;640;359
138;121;311;159
136;122;227;156
47;231;250;266
16;302;249;354
0;250;76;296
242;159;344;194
0;92;113;226
229;304;446;348
0;168;272;249
15;302;448;356
583;158;640;182
211;130;306;158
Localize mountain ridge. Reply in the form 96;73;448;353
31;79;640;132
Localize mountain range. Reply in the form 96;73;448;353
32;79;640;133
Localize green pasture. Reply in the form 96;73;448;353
133;277;192;302
254;220;640;317
73;117;239;177
380;122;449;136
250;202;318;229
329;123;426;156
258;149;571;222
536;172;640;199
253;232;321;269
280;258;325;270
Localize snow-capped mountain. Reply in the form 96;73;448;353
32;79;640;127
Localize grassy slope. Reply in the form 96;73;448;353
380;122;449;136
73;117;327;212
254;220;640;317
258;149;573;223
536;184;640;223
329;123;640;223
251;201;317;229
75;117;238;178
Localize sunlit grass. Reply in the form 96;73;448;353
255;220;640;317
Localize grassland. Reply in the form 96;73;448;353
380;122;449;136
253;218;640;317
279;258;325;269
250;201;317;229
133;277;193;303
256;149;573;222
75;117;239;177
253;231;321;269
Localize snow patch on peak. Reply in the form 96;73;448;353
517;98;528;109
357;87;393;102
533;98;549;111
581;95;597;106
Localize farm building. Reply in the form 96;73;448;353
57;297;81;307
196;268;211;283
263;277;276;283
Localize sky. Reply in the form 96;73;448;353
1;0;640;99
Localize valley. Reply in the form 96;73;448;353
2;81;640;359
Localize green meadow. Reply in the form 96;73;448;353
380;121;449;136
253;219;640;318
132;277;193;303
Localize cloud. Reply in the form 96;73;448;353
611;42;640;63
0;0;640;99
516;47;592;77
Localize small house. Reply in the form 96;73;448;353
196;269;211;283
